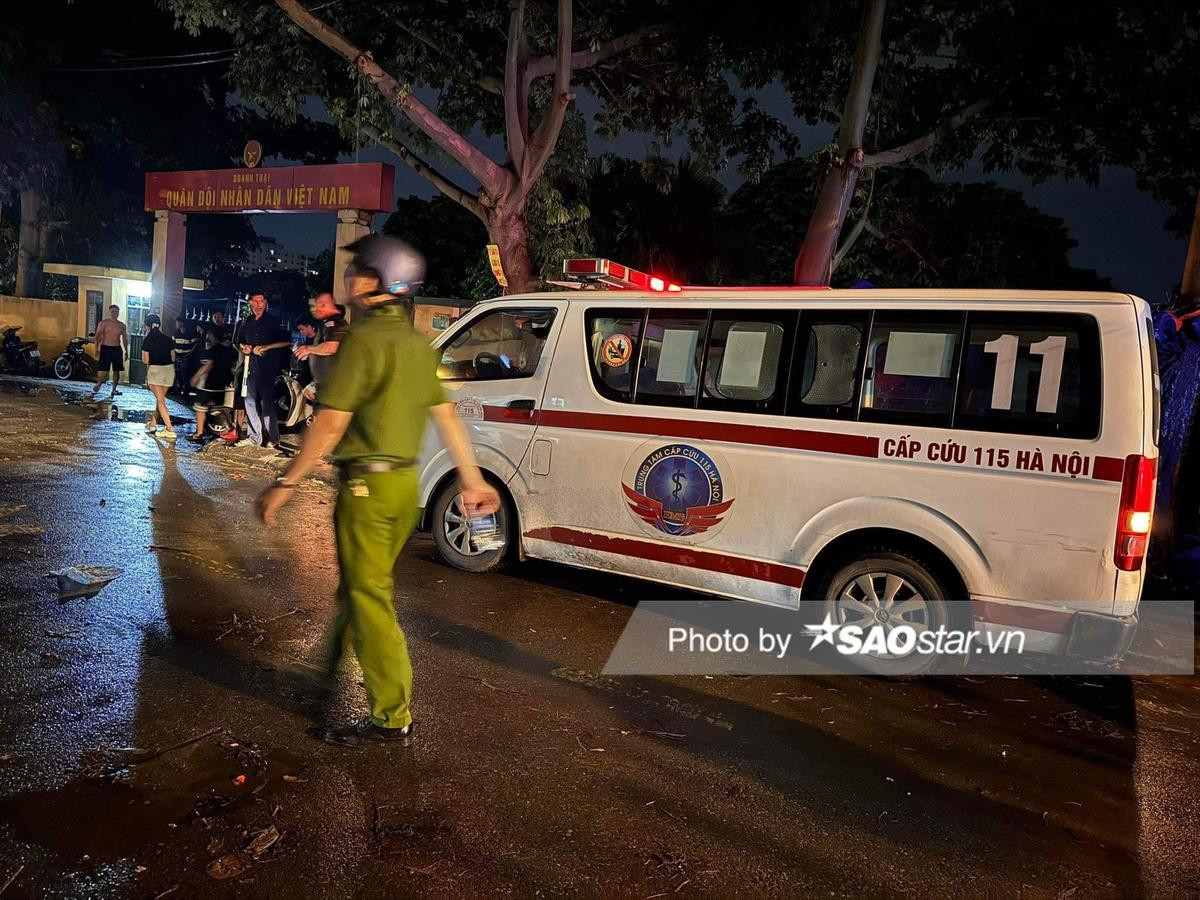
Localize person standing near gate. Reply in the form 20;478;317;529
171;316;200;396
256;234;499;747
237;293;290;450
91;304;128;398
293;292;348;405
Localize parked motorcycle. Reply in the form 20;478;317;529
1;325;42;376
53;335;96;380
275;369;314;431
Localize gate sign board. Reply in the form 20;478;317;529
144;162;395;214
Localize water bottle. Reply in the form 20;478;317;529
468;512;505;552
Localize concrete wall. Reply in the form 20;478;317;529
413;302;467;339
0;295;78;361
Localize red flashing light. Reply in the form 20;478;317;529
562;258;683;293
1114;454;1156;571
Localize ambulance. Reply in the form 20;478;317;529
416;259;1159;673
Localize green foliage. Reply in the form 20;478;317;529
2;3;343;278
304;247;336;297
526;110;592;283
725;157;1110;290
383;195;491;300
585;153;727;284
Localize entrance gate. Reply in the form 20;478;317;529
143;161;395;323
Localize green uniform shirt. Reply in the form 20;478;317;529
320;303;447;463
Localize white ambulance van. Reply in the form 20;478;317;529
416;259;1159;672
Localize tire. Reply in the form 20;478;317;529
53;356;73;380
430;478;513;574
816;551;954;676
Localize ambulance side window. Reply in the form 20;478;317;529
586;310;643;402
438;307;557;381
956;312;1100;438
789;312;869;420
700;311;795;414
636;312;709;408
860;312;964;427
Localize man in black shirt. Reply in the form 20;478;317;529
294;292;348;405
237;293;290;449
188;332;238;443
172;317;201;395
205;309;232;345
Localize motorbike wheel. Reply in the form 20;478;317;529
53;356;73;380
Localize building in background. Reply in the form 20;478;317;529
38;263;205;382
240;236;317;277
412;298;469;339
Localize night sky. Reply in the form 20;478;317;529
252;85;1188;301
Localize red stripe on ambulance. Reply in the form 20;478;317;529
523;527;807;588
485;406;879;458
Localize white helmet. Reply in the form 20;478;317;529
343;234;425;295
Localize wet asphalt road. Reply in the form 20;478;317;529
0;377;1199;898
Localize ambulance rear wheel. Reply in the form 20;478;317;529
431;480;513;574
818;552;952;676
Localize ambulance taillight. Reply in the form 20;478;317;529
1114;454;1156;571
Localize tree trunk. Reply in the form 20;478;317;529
486;204;538;294
15;188;45;298
792;0;886;285
793;150;863;285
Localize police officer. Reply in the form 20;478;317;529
256;235;499;746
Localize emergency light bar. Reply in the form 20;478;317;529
558;258;682;292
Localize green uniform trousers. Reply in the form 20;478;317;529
327;467;419;729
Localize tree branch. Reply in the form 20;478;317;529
865;219;941;277
525;20;679;79
863;97;994;167
520;0;573;188
503;0;528;172
839;0;887;153
396;20;503;95
832;171;876;273
360;124;485;220
275;0;505;192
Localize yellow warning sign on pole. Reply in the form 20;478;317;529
486;244;508;288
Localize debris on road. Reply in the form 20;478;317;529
205;854;247;880
39;650;60;667
245;823;281;858
46;565;123;600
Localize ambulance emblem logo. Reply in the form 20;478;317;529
622;444;734;539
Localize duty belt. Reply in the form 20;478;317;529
340;459;416;478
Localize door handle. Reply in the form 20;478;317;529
503;398;537;420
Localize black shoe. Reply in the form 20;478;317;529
310;717;413;747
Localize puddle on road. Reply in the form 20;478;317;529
0;732;305;865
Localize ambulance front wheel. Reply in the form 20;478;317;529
817;552;953;676
431;480;513;574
